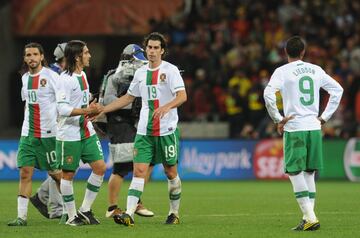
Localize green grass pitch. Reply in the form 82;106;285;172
1;180;359;238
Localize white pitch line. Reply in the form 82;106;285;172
149;211;359;218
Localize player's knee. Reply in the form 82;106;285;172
164;168;177;180
19;167;32;182
93;161;106;176
133;166;147;178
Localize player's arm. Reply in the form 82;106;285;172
153;90;187;119
263;69;284;124
318;72;344;123
56;77;99;117
102;93;135;114
21;77;27;112
153;66;187;119
69;100;99;116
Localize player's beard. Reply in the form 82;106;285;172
80;57;90;68
28;60;41;71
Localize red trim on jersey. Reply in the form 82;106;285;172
84;116;91;138
152;70;160;136
32;75;41;137
81;75;88;90
33;104;41;138
152;99;160;136
151;69;159;85
32;75;40;89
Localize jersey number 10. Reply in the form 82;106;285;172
29;90;37;103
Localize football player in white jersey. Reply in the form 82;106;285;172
30;43;67;221
56;40;105;226
8;43;62;226
93;32;187;226
101;44;154;219
264;36;343;231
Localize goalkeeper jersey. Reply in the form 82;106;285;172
56;71;96;141
264;60;343;132
128;61;185;136
21;67;58;138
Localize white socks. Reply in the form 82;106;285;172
79;172;103;212
126;177;144;217
168;175;181;216
304;171;316;210
289;172;317;222
60;179;76;219
17;196;29;220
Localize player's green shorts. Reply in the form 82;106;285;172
17;136;59;171
284;130;323;173
56;135;104;171
133;129;180;165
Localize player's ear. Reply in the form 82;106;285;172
161;48;164;55
300;49;306;58
40;54;44;61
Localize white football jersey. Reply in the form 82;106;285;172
128;61;185;136
56;71;96;141
21;67;58;138
264;60;343;132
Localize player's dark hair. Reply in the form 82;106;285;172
285;36;305;58
143;32;168;58
64;40;86;75
20;42;48;75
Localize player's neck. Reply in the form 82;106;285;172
74;65;83;74
288;57;301;63
29;65;43;75
149;60;162;69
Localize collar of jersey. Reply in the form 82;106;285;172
72;71;83;77
29;67;44;77
146;61;163;71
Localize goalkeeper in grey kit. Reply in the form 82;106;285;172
100;44;154;218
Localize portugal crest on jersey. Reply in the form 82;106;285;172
40;78;47;87
160;73;167;83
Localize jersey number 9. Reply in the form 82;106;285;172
299;76;314;106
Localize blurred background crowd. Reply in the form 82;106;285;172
1;0;359;139
158;0;360;139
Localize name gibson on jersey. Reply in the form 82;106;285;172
293;67;315;76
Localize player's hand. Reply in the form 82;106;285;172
86;99;103;117
317;117;326;125
153;105;171;119
277;115;295;135
89;111;106;122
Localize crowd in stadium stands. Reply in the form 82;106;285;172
147;0;360;139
